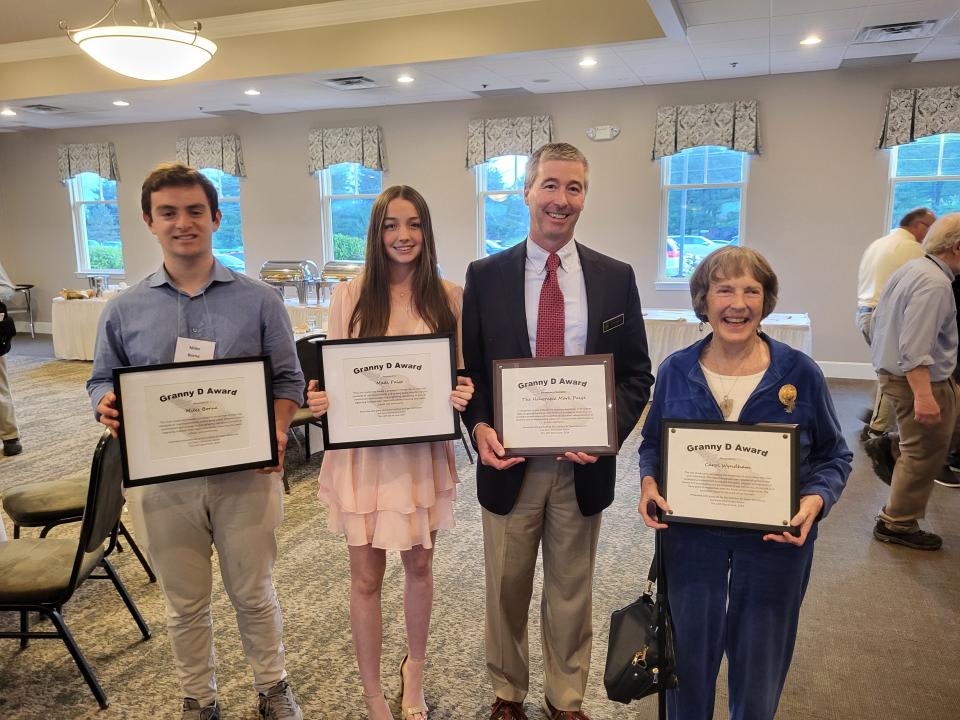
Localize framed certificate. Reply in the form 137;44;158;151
493;354;617;457
318;332;461;449
113;356;278;487
660;420;799;535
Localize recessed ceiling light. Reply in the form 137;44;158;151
0;108;16;116
579;57;598;67
800;35;822;45
244;88;261;96
112;100;130;107
397;74;414;84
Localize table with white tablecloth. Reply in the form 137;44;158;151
52;296;329;361
643;309;812;375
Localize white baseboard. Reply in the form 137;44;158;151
14;320;52;335
817;361;875;380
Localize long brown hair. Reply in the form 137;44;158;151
349;185;456;338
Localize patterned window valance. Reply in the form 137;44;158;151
308;126;386;173
878;85;960;149
57;142;120;183
652;101;760;160
466;115;552;168
176;134;246;176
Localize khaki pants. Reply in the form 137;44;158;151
857;308;895;434
0;356;20;441
482;458;602;711
878;374;960;531
126;470;286;704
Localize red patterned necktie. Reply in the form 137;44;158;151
536;252;565;357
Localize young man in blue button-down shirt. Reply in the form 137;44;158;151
87;163;305;720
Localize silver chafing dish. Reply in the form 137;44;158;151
259;260;322;304
320;261;364;283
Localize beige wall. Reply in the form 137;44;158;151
1;59;959;369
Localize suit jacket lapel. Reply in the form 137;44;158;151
580;244;603;354
500;243;531;358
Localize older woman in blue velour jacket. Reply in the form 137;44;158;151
637;246;852;720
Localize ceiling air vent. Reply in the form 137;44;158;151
320;76;379;90
19;103;71;114
855;20;941;43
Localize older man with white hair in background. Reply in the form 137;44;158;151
870;212;960;552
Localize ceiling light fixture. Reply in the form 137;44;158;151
244;89;261;96
60;0;217;81
112;99;130;106
800;35;822;46
397;74;415;84
579;57;598;67
1;109;16;116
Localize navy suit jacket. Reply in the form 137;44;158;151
462;241;654;516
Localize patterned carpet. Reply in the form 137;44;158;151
1;353;958;719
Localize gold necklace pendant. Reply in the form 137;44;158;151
720;396;734;419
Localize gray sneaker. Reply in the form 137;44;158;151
181;698;220;720
258;680;303;720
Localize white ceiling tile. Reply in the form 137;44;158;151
680;0;771;26
771;27;859;52
844;37;934;57
639;72;706;85
773;46;847;67
771;0;896;15
937;14;960;36
697;53;770;74
686;18;769;44
913;42;960;61
624;55;704;75
477;57;560;77
770;8;867;35
690;36;770;58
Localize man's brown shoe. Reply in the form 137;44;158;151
489;697;527;720
542;697;592;719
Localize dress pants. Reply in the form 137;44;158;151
878;374;960;531
0;356;20;441
856;308;894;434
664;524;815;720
482;458;602;711
126;470;286;704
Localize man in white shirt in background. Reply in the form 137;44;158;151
0;258;22;457
858;208;934;480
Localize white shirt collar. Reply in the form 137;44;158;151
525;237;580;274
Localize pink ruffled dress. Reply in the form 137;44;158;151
317;278;463;550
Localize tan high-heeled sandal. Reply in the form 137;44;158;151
397;655;429;719
362;689;393;720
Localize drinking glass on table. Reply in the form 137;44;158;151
307;315;318;332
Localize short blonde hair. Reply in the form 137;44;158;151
922;213;960;255
689;246;779;322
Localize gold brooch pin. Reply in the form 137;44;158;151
779;384;797;413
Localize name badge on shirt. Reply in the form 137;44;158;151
174;337;216;363
602;314;625;333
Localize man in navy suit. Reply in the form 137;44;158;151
462;142;653;720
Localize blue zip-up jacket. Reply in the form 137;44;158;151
638;333;851;519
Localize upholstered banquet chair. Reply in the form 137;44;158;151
2;467;155;582
0;430;151;709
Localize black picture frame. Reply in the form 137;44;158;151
492;354;618;457
113;356;278;487
660;419;800;535
318;332;461;450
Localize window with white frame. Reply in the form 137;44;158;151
67;172;123;274
476;154;530;257
659;146;748;282
888;133;960;228
318;163;383;262
200;168;246;272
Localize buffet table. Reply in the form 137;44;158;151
643;309;811;373
52;297;330;361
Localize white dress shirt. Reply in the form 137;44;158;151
525;238;588;357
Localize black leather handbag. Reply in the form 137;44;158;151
603;533;677;710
